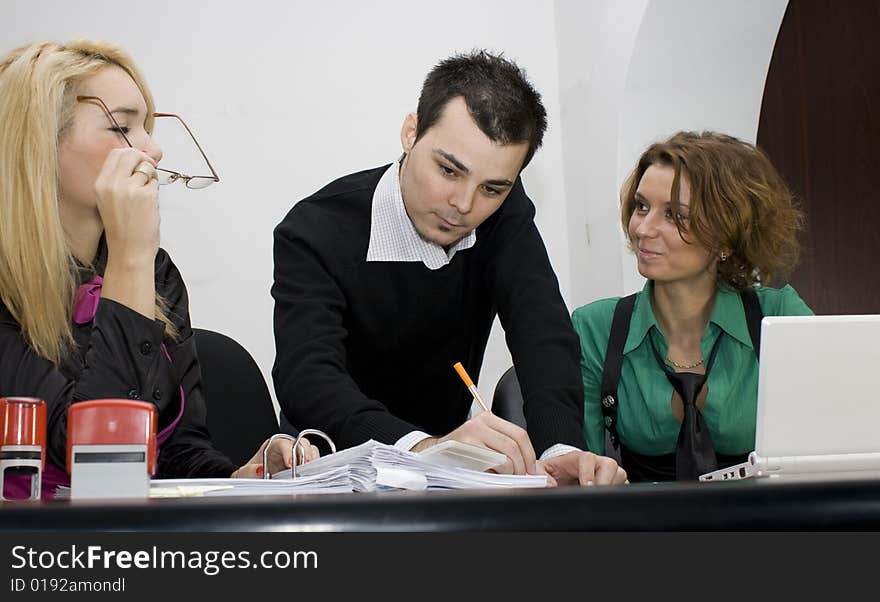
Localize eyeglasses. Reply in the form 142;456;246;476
76;95;220;189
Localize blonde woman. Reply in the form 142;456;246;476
572;131;812;482
0;40;315;499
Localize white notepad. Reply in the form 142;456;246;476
417;440;507;472
54;466;353;499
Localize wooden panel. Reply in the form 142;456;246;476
757;0;880;314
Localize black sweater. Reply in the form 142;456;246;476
0;239;236;478
272;165;586;455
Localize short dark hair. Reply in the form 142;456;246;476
415;50;547;169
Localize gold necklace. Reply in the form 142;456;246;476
665;355;704;370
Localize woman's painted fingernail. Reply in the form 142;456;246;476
255;465;264;476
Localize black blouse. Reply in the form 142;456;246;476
0;238;237;478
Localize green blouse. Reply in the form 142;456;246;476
571;282;812;456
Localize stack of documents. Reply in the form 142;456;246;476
373;445;547;489
273;440;382;492
274;440;547;491
56;441;547;498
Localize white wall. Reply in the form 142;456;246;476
555;0;649;308
555;0;788;308
615;0;788;295
2;0;787;417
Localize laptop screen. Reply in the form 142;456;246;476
755;315;880;458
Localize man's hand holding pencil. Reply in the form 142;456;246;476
411;362;627;486
409;362;538;475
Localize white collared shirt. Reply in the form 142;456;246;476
366;160;580;463
366;160;475;270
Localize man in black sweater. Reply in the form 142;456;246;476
273;50;625;485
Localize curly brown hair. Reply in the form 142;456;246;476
620;131;804;290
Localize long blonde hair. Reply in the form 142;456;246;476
0;39;175;365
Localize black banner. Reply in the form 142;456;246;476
0;532;876;598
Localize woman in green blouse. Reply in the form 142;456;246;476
572;131;812;481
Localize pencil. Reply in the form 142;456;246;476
453;362;491;413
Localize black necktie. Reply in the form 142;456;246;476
650;332;723;480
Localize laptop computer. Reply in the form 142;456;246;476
699;314;880;482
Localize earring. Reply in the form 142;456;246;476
720;252;728;262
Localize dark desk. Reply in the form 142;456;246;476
3;477;880;531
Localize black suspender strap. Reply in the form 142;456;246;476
598;289;762;452
599;293;637;450
739;288;763;360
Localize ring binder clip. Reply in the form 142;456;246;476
261;429;336;479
